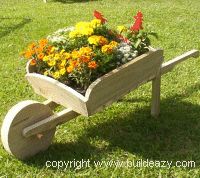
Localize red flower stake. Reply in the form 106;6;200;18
93;10;107;24
130;11;143;32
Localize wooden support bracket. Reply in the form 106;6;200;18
23;108;79;138
151;49;199;117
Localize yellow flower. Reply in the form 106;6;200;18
44;71;49;76
71;50;80;59
101;45;113;54
79;47;92;55
117;25;127;33
99;36;109;46
59;68;66;75
53;71;61;79
64;52;71;60
109;41;118;47
75;21;91;29
50;47;56;53
81;27;94;36
69;30;79;38
47;59;56;66
69;21;94;38
88;35;108;46
60;49;65;54
90;19;101;28
101;41;118;54
58;60;67;69
43;55;49;62
88;35;99;45
54;54;60;60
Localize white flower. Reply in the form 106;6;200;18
124;53;130;59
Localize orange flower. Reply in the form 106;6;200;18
24;50;33;59
80;55;91;63
88;61;98;69
67;66;74;73
30;59;36;65
39;39;48;48
37;53;44;60
70;60;79;67
36;47;43;54
46;46;53;54
28;42;36;50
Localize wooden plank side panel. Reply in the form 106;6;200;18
86;49;163;115
26;74;88;116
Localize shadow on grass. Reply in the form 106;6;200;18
52;0;99;4
25;83;200;169
0;17;31;38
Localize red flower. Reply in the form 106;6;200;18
130;11;143;32
93;10;107;24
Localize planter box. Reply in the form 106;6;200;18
26;48;163;116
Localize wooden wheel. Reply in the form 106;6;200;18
1;100;56;160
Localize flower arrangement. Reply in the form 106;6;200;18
22;10;156;94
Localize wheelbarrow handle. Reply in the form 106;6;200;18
161;49;199;75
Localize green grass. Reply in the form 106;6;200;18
0;0;200;177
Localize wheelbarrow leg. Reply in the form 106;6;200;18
151;71;161;117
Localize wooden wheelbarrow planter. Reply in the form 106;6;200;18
1;48;199;160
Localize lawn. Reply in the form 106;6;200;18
0;0;200;177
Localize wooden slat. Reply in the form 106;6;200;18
26;73;88;116
86;49;164;115
23;108;79;138
161;49;199;75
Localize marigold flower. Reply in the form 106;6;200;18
70;60;79;67
24;50;34;59
37;53;44;60
59;60;67;68
90;19;101;28
80;55;91;63
39;39;48;47
28;42;36;50
64;52;71;60
35;46;43;54
79;47;93;55
47;59;56;66
67;65;74;73
71;50;80;59
59;68;66;75
101;45;113;54
30;59;36;65
60;49;65;54
109;41;118;47
88;35;108;46
88;61;98;69
53;71;61;79
54;54;60;60
93;10;107;24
